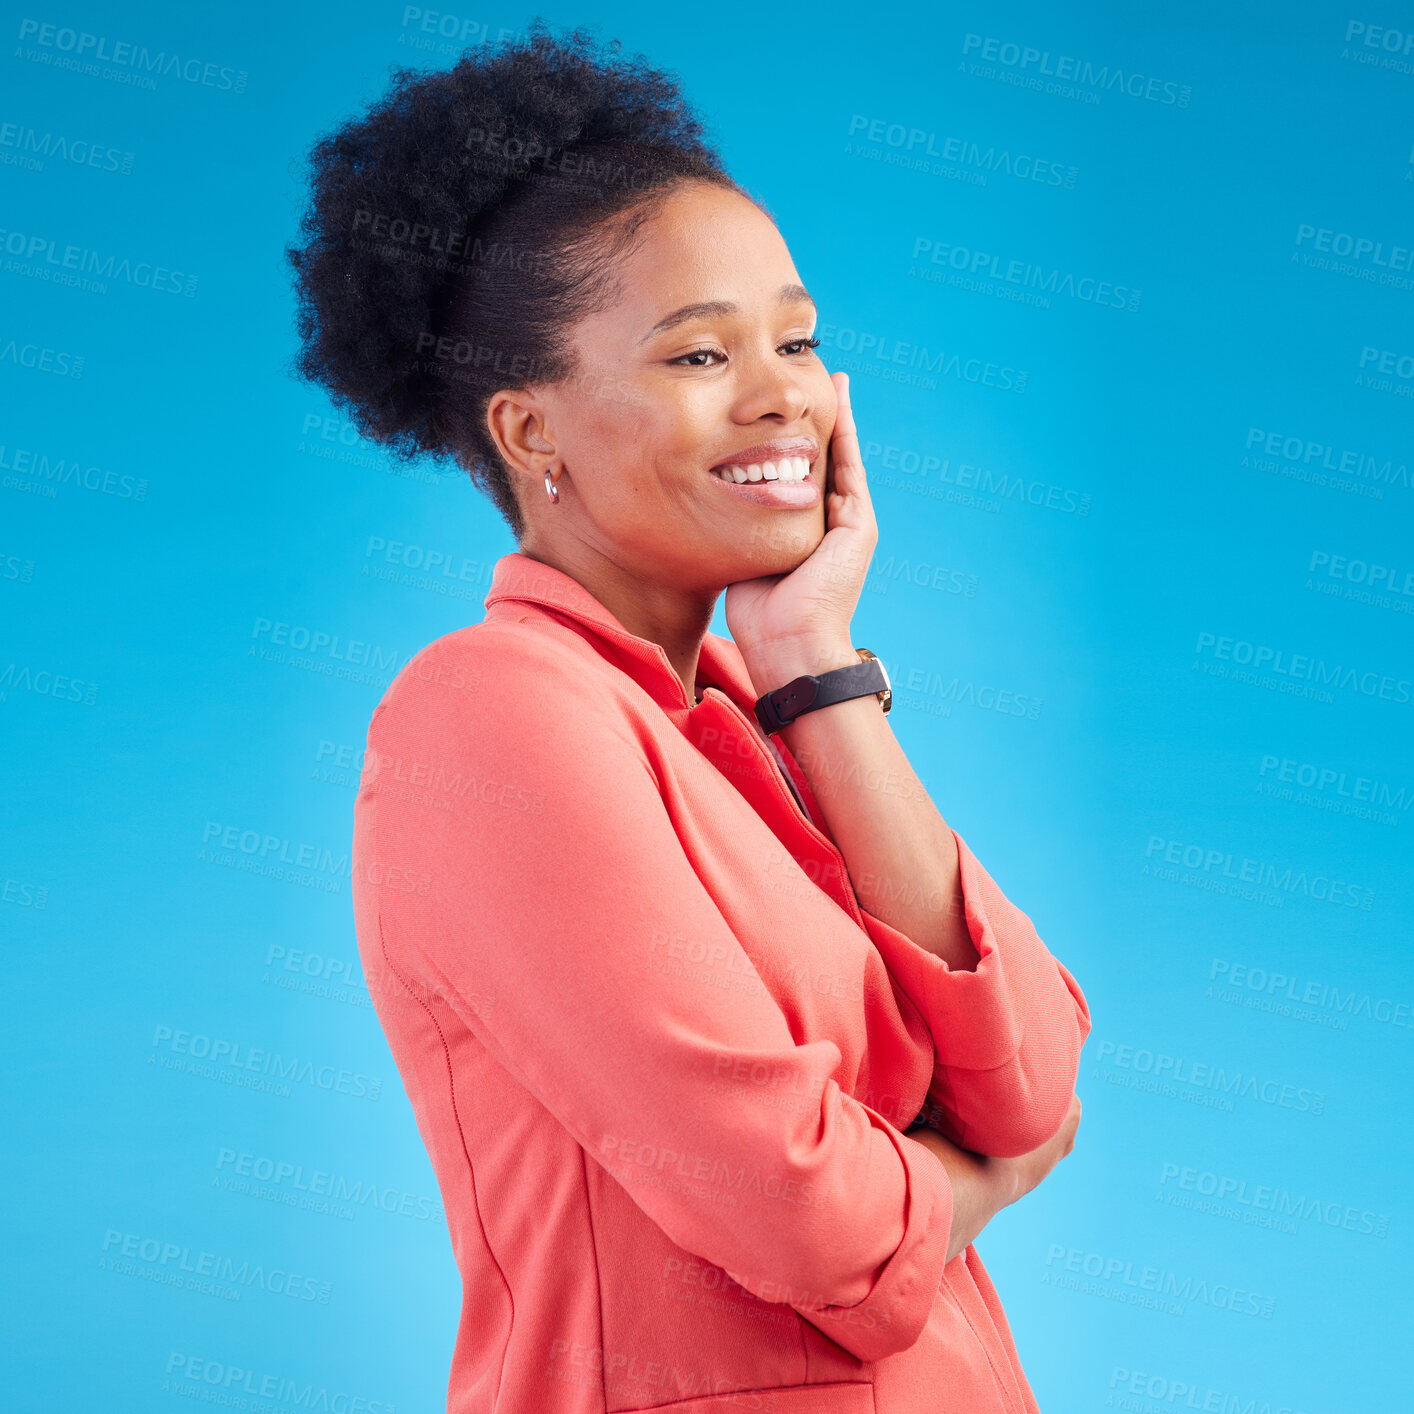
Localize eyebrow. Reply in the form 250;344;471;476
638;283;816;343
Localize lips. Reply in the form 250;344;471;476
705;462;821;509
709;436;820;474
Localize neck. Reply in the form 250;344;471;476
517;537;720;706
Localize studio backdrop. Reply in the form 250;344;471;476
5;2;1410;1409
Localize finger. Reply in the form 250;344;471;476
825;372;876;532
828;372;865;490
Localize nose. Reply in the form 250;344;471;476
731;343;810;424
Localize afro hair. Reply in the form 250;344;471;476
286;20;743;537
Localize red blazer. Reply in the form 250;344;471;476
352;550;1091;1414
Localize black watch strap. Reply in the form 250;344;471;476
754;652;891;736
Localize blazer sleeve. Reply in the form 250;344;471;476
357;626;954;1364
856;828;1092;1158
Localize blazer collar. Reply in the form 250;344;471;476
482;551;760;716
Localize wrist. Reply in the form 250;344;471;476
988;1154;1025;1211
912;1126;1019;1212
741;638;859;699
910;1127;1000;1261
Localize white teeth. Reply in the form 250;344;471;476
712;456;811;483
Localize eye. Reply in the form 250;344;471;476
671;347;724;367
670;335;821;367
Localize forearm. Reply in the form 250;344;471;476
739;638;978;971
906;1125;1015;1264
916;1091;1083;1258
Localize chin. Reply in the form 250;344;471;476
731;523;823;578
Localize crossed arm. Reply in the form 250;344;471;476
761;654;1090;1255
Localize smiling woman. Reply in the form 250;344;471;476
477;177;837;609
286;19;1088;1414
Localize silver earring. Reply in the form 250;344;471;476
544;470;559;504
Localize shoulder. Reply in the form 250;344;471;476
377;617;578;708
367;617;645;762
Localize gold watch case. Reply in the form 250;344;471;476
855;647;892;714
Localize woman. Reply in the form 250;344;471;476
289;23;1089;1414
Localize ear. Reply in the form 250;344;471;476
486;388;556;481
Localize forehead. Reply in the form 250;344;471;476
605;184;798;311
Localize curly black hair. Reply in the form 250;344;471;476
285;20;749;538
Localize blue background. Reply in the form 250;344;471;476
4;1;1411;1408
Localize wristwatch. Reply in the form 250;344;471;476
753;648;892;736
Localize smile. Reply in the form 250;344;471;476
710;456;811;484
706;457;820;509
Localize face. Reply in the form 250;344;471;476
489;182;838;591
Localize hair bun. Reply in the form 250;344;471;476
287;21;735;537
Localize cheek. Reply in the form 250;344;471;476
573;404;645;489
816;372;840;433
582;420;681;510
634;396;723;489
